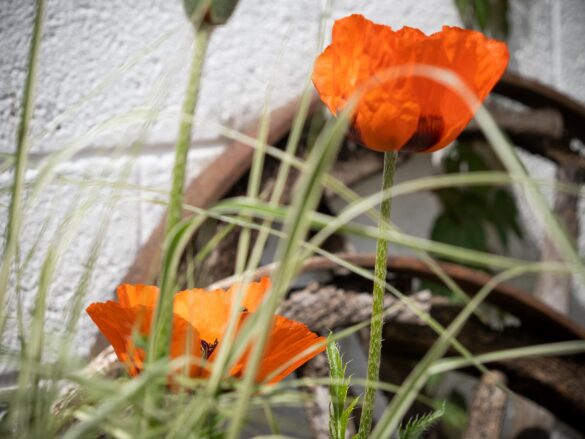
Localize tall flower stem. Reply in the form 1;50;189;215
149;23;210;362
357;150;398;438
165;23;210;237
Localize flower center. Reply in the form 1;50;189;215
201;339;219;359
403;115;444;152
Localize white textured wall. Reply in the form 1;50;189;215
1;0;585;361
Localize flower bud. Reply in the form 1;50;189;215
183;0;239;26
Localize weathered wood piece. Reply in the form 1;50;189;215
210;254;585;342
463;370;508;439
495;72;585;147
279;283;430;332
382;300;585;431
284;284;430;439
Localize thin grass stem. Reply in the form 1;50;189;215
0;0;44;332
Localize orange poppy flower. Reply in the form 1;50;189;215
312;14;509;153
86;278;325;384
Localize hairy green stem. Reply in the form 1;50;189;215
357;150;398;438
165;24;210;236
149;23;210;363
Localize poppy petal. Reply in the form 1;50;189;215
86;301;149;376
86;301;201;377
117;284;159;308
312;14;509;153
425;26;509;151
231;315;326;384
237;277;271;312
174;288;231;343
174;278;271;342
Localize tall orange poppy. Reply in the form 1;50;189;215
86;278;325;384
312;14;509;153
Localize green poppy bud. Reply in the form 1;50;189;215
183;0;239;26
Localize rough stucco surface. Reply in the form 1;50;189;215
1;0;585;361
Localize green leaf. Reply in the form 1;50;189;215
473;0;490;31
454;0;469;15
327;338;359;439
491;0;510;38
489;189;523;249
430;212;487;253
419;279;457;300
459;146;489;172
398;404;445;439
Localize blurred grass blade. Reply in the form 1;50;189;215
0;0;44;330
429;340;585;375
225;98;351;439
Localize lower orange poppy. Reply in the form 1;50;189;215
312;14;509;152
86;278;326;384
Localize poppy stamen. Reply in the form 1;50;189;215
403;114;444;152
201;339;219;359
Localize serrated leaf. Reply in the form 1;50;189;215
327;338;359;439
398;404;445;439
340;396;360;437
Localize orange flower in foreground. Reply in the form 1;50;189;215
86;278;325;384
312;14;509;153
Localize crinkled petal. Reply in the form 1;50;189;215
312;14;509;153
117;284;159;308
86;301;201;377
230;315;326;384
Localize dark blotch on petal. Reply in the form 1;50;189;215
348;119;363;146
402;115;444;152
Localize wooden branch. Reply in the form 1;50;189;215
495;72;585;146
382;300;585;431
464;106;564;141
52;345;119;415
208;254;585;342
463;370;508;439
458;104;585;170
279;283;430;332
